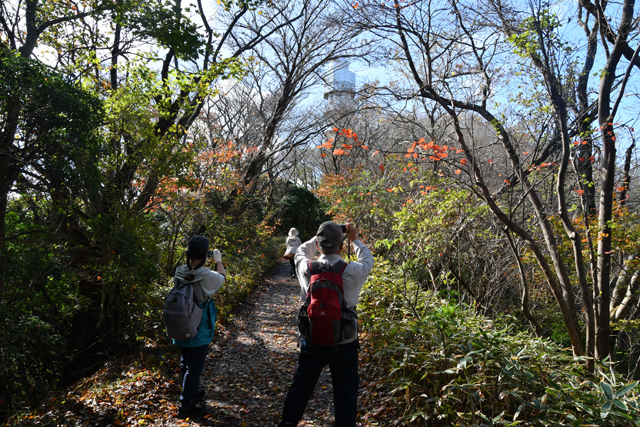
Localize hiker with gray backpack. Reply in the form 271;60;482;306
164;236;225;419
279;221;374;427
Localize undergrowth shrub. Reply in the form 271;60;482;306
359;260;640;426
213;234;281;320
150;219;281;341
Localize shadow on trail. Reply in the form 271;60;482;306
190;260;335;427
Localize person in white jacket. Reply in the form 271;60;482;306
279;221;374;427
284;228;301;279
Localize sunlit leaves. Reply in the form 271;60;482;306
121;0;203;60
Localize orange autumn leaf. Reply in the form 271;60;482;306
504;180;511;185
617;187;625;192
575;189;585;196
589;156;595;162
455;169;461;174
379;164;385;171
407;199;413;203
361;145;369;150
321;153;326;157
523;151;529;155
460;158;467;165
332;127;338;131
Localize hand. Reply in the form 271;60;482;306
213;249;222;263
345;222;357;241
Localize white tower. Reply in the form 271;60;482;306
323;59;355;105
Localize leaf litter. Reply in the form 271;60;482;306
6;261;393;426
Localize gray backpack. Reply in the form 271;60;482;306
164;278;204;340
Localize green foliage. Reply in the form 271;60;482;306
360;262;640;425
204;210;280;321
150;214;280;339
121;0;203;60
0;51;104;194
507;10;571;59
274;184;330;239
378;183;489;287
315;159;419;242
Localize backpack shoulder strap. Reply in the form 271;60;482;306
309;260;317;275
309;260;329;275
174;277;191;289
331;260;348;275
309;260;348;275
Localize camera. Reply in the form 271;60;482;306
207;249;214;258
340;224;347;233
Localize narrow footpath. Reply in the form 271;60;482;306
189;260;383;427
5;260;391;427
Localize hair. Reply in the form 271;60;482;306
319;243;342;255
185;257;205;281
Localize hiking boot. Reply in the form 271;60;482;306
194;389;206;402
177;403;208;419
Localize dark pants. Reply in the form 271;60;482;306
289;258;296;277
178;345;208;408
280;339;359;427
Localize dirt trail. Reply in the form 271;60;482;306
5;260;386;427
194;260;341;427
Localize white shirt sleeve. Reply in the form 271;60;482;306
295;237;317;265
294;237;319;300
341;239;374;307
200;271;225;296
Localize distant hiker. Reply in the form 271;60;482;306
284;227;302;279
172;236;225;419
279;221;374;427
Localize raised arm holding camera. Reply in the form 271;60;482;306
279;221;374;427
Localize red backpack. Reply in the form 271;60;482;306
297;260;357;346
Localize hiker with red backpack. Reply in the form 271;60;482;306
169;236;226;419
279;221;374;427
